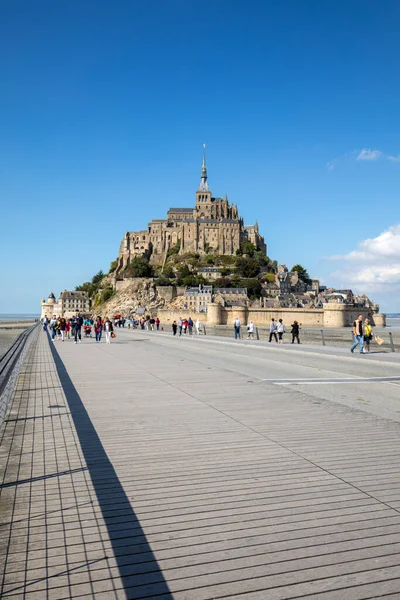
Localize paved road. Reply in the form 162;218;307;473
1;328;400;599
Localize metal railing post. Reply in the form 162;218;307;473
203;325;206;336
321;329;326;346
389;332;395;352
256;327;259;340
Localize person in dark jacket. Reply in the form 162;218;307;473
74;313;84;343
172;321;177;336
291;321;300;344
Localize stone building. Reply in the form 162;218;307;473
40;291;90;319
117;154;267;273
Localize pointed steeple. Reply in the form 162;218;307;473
198;143;209;192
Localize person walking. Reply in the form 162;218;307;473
269;318;278;343
42;316;48;332
172;321;178;336
195;318;201;335
291;320;300;344
363;319;373;353
351;314;364;354
188;317;194;335
247;321;255;339
50;316;58;341
65;319;71;339
59;318;66;342
104;317;114;344
155;317;160;331
178;318;183;336
94;316;103;343
74;313;84;343
233;316;241;340
277;319;285;344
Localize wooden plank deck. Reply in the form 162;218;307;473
1;328;400;599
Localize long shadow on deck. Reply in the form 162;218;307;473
49;340;173;599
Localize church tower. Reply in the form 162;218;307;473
195;146;213;218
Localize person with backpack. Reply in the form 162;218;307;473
188;317;194;335
277;319;285;344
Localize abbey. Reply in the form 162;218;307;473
118;156;267;269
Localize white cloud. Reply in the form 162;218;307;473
326;148;400;170
356;148;382;161
329;224;400;287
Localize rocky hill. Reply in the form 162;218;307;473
93;278;168;317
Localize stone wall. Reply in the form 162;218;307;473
157;304;382;328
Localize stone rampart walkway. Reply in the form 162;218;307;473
2;329;400;599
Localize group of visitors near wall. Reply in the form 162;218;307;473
42;314;163;344
172;318;201;336
233;316;301;344
42;315;115;344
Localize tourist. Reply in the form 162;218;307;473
104;317;114;344
50;315;58;341
178;318;183;336
233;316;241;340
269;318;278;343
59;318;66;342
363;319;373;353
65;319;71;339
94;316;103;343
247;321;255;339
291;320;301;344
277;319;285;344
149;317;156;331
155;317;160;331
74;313;83;344
172;321;177;336
182;318;188;334
351;314;364;354
188;317;194;335
42;316;48;332
195;318;201;335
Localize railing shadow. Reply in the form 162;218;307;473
48;339;173;599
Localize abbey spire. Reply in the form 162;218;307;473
198;144;209;192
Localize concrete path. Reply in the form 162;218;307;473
1;328;400;599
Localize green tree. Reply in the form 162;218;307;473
262;272;276;284
109;259;118;273
235;257;260;278
291;264;312;286
125;256;154;278
237;241;256;257
92;270;104;285
239;278;262;299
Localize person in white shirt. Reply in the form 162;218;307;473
195;319;201;335
269;318;278;343
276;319;285;344
247;321;255;339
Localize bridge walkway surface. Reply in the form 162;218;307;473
1;327;400;599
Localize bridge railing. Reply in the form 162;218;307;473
0;324;39;425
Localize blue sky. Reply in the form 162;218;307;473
1;0;399;313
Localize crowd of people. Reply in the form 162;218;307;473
41;313;165;344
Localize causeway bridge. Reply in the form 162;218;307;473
1;327;400;599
